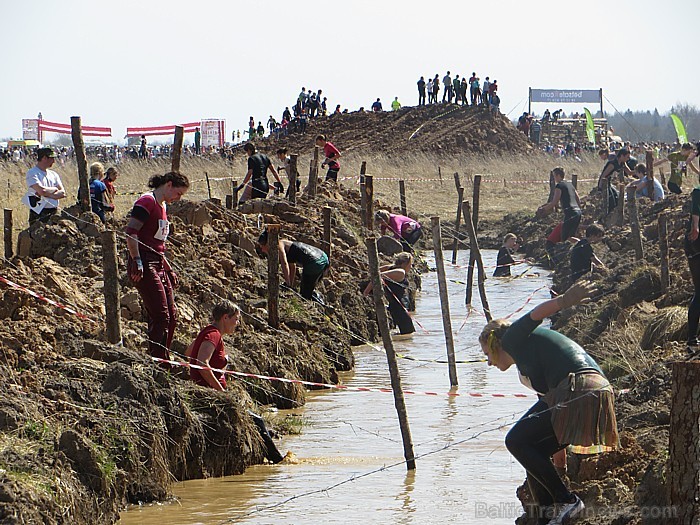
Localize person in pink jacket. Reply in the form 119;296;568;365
374;210;422;251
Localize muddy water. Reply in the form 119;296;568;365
120;250;552;525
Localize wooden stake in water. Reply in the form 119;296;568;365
366;236;416;470
462;201;492;321
70;116;90;212
171;125;184;173
102;230;122;344
465;174;481;305
431;217;459;387
267;225;281;329
451;187;465;264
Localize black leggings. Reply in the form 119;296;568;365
688;256;700;345
505;399;571;513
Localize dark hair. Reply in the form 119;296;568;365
212;300;240;321
243;143;256;154
276;148;288;155
635;163;646;175
552;166;565;179
147;171;190;189
36;147;55;161
681;143;694;151
316;134;326;142
585;223;605;238
598;148;609;156
618;148;631;157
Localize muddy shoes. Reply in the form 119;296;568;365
547;494;584;524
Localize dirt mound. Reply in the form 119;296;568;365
260;105;534;158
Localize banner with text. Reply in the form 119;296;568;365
201;119;225;148
22;119;39;140
530;89;601;104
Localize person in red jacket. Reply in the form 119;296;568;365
315;134;341;182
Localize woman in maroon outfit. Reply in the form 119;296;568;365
125;171;189;362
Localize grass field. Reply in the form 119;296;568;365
0;151;602;238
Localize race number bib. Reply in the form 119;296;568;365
154;219;170;242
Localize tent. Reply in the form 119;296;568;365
7;140;41;147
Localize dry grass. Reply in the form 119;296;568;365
0;151;602;237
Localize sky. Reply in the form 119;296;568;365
1;0;698;144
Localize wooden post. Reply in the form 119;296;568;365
571;173;578;189
322;206;332;260
453;172;461;190
465;175;482;305
366;236;416;470
548;170;556;203
307;146;319;196
171;125;184;173
205;172;212;200
288;155;298;205
3;209;12;259
603;178;610;217
669;361;700;523
225;195;233;209
267;225;280;329
462;201;492;321
451;187;465;264
646;150;655;201
360;161;367;228
615;182;625;226
70;116;90;212
399;180;407;216
431;217;459;387
626;186;643;261
365;175;374;230
438;165;443;186
232;179;239;206
659;168;666;188
101;230;122;344
659;213;670;293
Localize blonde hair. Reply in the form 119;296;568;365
478;319;511;348
392;252;413;269
374;209;391;223
503;233;517;243
89;162;104;181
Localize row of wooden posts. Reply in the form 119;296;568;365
4;121;699;518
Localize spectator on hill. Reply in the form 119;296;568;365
489;80;498;104
490;93;501;114
125;171;189;365
460;76;468;106
482;77;491;106
469;72;479;105
392;97;401;111
443;71;452;103
432;74;440;103
417;76;426;105
256;122;265;138
453;75;461;104
427;78;434;104
371;98;383;112
139;135;148;159
23;147;66;225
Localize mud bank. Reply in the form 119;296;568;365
0;183;422;523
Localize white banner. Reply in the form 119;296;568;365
530;89;601;104
201;119;225;148
22;119;39;140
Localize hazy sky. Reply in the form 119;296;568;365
1;0;698;143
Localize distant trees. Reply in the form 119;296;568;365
606;103;699;143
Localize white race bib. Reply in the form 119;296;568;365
154;218;170;242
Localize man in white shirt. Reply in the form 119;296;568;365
23;147;66;225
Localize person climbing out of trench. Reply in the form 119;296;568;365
374;209;423;253
363;252;416;335
255;228;330;305
126;171;189;366
185;300;283;464
479;281;619;525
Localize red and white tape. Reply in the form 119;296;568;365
0;275;98;323
153;357;533;399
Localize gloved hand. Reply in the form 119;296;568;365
167;269;179;288
128;256;144;282
274;181;284;194
558;281;596;310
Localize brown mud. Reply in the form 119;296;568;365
0;106;690;524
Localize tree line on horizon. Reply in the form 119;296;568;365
605;103;698;144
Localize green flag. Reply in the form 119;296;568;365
584;108;595;145
671;114;688;144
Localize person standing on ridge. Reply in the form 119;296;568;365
392;97;401;111
371;98;383;112
194;127;201;155
442;71;452;103
417;76;426;105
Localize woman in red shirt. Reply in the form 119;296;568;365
125;171;189;362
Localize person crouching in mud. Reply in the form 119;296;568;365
479;281;619;525
256;229;330;304
185;300;283;464
363;252;416;335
